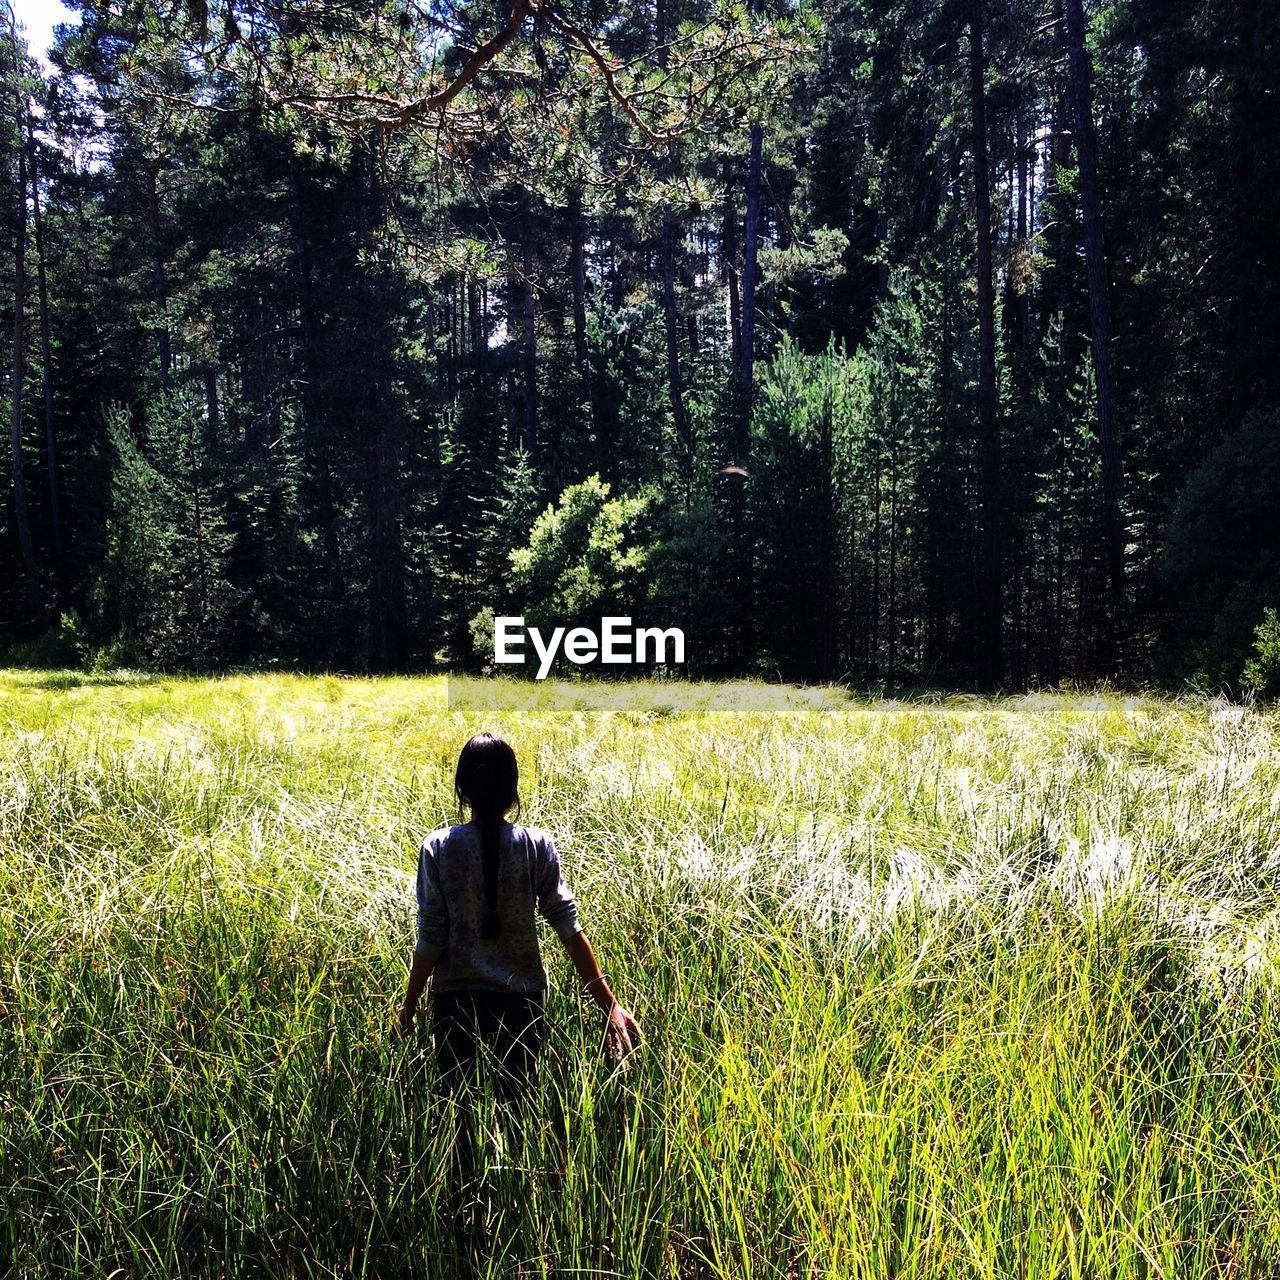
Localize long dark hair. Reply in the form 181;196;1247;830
454;733;521;939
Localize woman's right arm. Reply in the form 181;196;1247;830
399;948;436;1034
401;839;447;1034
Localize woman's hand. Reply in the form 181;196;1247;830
603;1003;641;1060
397;949;435;1043
559;929;641;1060
396;1003;415;1039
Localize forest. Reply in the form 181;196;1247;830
2;0;1278;689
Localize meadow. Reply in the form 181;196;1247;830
3;669;1280;1278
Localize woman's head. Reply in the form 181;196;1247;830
455;732;520;825
455;733;519;941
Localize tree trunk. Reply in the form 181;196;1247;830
10;121;48;630
722;162;742;391
655;0;693;488
1010;105;1031;361
146;165;172;386
569;198;588;374
871;450;882;680
290;172;348;634
568;186;605;477
968;1;1003;688
27;120;63;579
1063;0;1124;662
520;241;537;460
447;281;458;380
737;122;764;463
466;278;482;354
888;444;898;683
819;401;836;675
1224;0;1268;422
367;417;405;672
660;203;692;481
507;230;538;462
364;144;405;673
203;365;220;440
187;422;209;626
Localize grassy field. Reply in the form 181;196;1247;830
3;670;1280;1278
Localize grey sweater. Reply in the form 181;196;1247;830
414;821;583;994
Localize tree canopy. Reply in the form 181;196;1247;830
3;0;1278;689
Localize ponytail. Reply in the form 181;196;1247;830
454;733;521;941
477;813;502;939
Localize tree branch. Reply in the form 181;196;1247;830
375;0;534;127
540;6;682;146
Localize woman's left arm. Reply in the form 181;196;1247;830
561;928;641;1060
534;833;640;1059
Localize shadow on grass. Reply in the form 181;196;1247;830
0;668;174;691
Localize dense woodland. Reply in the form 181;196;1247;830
2;0;1278;687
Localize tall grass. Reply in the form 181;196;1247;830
2;670;1280;1277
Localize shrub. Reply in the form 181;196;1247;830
1242;607;1280;701
1160;410;1280;686
0;624;78;669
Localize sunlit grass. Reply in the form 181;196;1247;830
3;670;1280;1277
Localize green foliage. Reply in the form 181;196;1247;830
481;446;541;592
750;335;863;676
3;0;1279;692
100;398;240;670
507;476;656;634
759;225;851;288
0;625;78;669
585;299;672;487
1242;609;1280;701
487;475;738;673
641;498;736;671
1160;411;1280;688
55;608;138;673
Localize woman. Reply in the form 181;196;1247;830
398;732;640;1100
